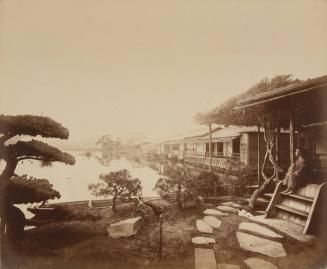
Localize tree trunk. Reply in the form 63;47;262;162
112;196;117;212
248;177;273;208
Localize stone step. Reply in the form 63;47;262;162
239;222;283;238
217;264;240;269
192;237;216;245
236;232;286;257
216;205;238;213
244;258;278;269
204;209;229;216
203;216;222;229
196;219;213;234
195;248;217;269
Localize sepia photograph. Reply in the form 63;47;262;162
0;0;327;268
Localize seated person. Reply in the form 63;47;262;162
282;148;310;195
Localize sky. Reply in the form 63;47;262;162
1;0;327;142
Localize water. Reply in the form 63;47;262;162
12;151;161;217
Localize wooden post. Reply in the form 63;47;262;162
257;125;261;186
208;123;212;172
276;117;280;180
159;214;163;259
290;113;295;165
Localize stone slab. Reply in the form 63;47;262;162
204;209;229;216
192;237;216;245
244;258;278;269
251;215;315;243
236;232;286;257
195;248;217;269
196;219;213;234
108;216;142;238
217;205;238;213
203;216;222;229
221;202;242;209
217;264;241;269
239;222;283;238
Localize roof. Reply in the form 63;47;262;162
187;125;258;142
164;126;221;144
236;75;327;110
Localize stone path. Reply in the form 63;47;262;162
236;232;286;257
193;206;284;269
217;264;240;269
221;202;242;209
216;205;238;213
204;209;229;216
196;219;213;234
244;257;278;269
192;237;216;245
203;216;222;229
239;222;283;238
194;248;217;269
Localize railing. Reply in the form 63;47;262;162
184;154;240;170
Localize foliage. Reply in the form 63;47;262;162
195;75;301;125
153;177;178;201
47;205;101;222
188;171;220;198
0;114;69;139
154;165;195;206
6;175;61;204
0;114;75;245
89;169;142;211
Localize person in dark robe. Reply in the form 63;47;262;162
282;148;310;194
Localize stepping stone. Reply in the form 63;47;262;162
236;232;286;257
196;219;213;234
221;202;242;209
203;216;222;229
195;248;217;269
192;237;216;245
221;201;234;206
244;258;278;269
216;205;238;213
239;222;283;238
108;217;143;238
217;264;240;269
204;209;229;216
254;210;265;215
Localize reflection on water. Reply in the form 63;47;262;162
15;151;160;204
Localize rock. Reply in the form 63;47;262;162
216;205;238;213
204;209;229;216
244;258;278;269
239;222;283;238
108;217;143;238
236;232;286;257
221;202;242;209
203;216;222;229
217;264;241;269
196;219;213;234
192;237;216;245
195;248;217;269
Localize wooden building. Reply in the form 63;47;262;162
235;75;327;234
184;125;290;179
